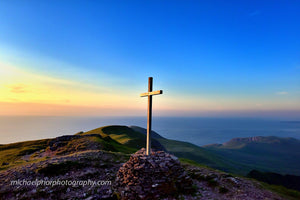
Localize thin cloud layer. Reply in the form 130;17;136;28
276;91;288;95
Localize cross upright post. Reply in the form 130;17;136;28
140;77;163;155
147;77;153;156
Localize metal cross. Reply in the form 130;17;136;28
140;77;163;155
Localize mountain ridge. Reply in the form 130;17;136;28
0;125;300;199
203;135;300;176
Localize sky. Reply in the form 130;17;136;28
0;0;299;118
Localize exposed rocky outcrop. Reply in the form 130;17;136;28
185;164;285;200
0;150;125;200
114;148;195;199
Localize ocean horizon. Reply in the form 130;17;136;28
1;116;300;146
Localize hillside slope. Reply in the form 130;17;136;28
80;125;246;174
129;126;250;174
203;136;300;176
79;125;166;151
0;147;293;200
1;125;300;199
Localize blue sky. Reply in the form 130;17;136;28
0;1;299;118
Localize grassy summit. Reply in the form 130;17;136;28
80;125;147;149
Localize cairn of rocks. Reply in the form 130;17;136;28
114;148;194;199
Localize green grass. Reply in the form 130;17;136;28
157;138;249;175
0;139;49;170
82;125;166;151
91;135;137;154
260;182;300;200
82;125;143;141
179;158;214;169
0;128;137;171
85;126;256;175
82;125;147;149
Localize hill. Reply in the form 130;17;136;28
79;125;166;151
81;125;253;175
203;136;300;176
129;126;249;174
0;125;300;199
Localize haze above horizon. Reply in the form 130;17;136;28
0;1;299;119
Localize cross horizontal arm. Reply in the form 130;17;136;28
140;90;163;97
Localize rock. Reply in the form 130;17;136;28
114;148;195;199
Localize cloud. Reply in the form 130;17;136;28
8;84;28;93
0;101;144;116
276;91;288;95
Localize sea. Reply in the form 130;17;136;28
1;116;300;146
